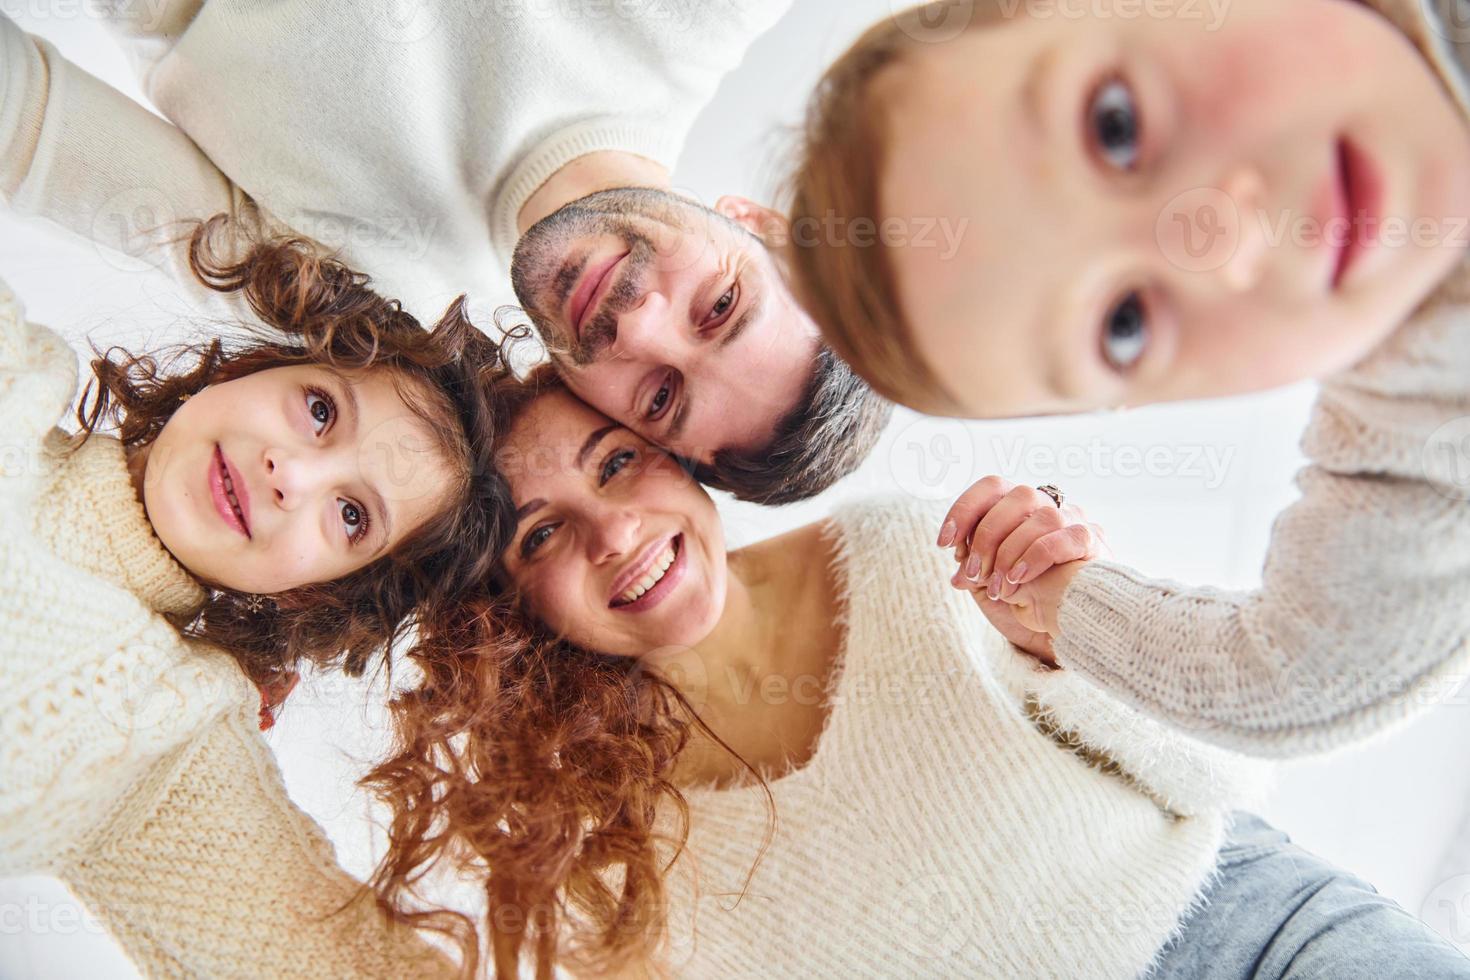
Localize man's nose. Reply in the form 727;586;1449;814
614;290;679;358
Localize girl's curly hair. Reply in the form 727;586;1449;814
76;214;514;689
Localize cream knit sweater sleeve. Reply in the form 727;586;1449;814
1055;299;1470;759
0;12;267;298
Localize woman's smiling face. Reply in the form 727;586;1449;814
876;0;1470;416
497;388;728;657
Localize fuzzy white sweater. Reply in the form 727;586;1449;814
643;497;1269;978
1054;0;1470;759
0;0;792;315
0;280;453;977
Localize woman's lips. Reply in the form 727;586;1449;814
1330;137;1384;290
566;250;629;341
609;534;686;614
208;444;252;539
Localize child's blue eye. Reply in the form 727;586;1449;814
1101;292;1149;371
1090;78;1140;172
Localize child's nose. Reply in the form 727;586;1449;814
1152;165;1268;295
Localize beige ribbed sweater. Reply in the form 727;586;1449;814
1055;0;1470;759
0;0;793;316
0;279;454;978
641;497;1268;978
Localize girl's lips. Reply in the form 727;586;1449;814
609;535;686;615
208;444;252;539
567;250;629;340
1330;137;1384;290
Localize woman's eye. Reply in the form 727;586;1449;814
338;498;369;542
704;286;737;326
1089;78;1140;172
523;524;555;555
305;390;335;434
1101;292;1149;371
601;449;636;485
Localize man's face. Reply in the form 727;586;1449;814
510;188;821;464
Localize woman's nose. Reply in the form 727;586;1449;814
588;508;642;563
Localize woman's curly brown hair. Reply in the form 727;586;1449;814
76;214;512;690
360;369;776;980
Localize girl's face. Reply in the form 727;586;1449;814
497;389;727;658
140;364;455;594
879;0;1470;416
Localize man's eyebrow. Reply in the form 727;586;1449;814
717;291;762;351
577;424;621;469
687;269;724;326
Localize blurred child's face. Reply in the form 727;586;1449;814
878;0;1470;416
139;365;455;594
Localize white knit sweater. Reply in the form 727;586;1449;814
0;279;453;977
644;497;1268;979
1055;0;1470;759
0;0;792;315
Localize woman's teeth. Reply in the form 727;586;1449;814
618;544;676;605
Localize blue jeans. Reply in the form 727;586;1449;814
1148;813;1470;979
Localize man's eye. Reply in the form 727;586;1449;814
1089;77;1140;172
648;383;670;420
704;286;737;325
1101;291;1149;371
305;389;335;434
601;449;636;484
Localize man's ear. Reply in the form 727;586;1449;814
714;195;790;246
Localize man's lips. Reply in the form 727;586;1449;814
566;250;629;340
208;444;252;539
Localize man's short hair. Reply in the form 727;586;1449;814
691;345;892;504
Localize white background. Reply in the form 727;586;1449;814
4;1;1470;975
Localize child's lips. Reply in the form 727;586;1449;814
1329;137;1384;291
208;444;252;539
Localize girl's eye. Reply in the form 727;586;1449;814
1101;292;1149;371
1089;78;1140;172
523;523;556;556
703;285;738;326
338;498;370;543
305;389;335;435
601;449;636;485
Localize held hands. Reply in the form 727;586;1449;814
937;477;1109;663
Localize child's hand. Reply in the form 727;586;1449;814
939;477;1107;601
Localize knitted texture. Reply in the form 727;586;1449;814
0;283;455;976
1055;0;1470;759
644;497;1266;979
1;1;795;316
